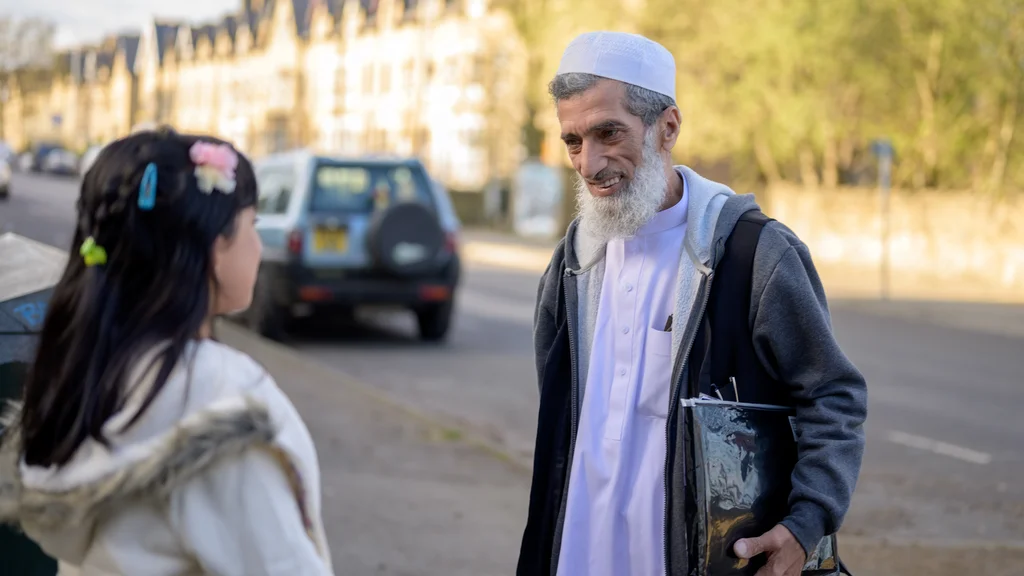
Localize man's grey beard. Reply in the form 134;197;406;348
575;129;668;244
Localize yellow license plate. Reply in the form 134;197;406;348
313;228;348;252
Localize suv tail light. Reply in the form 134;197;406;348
287;230;304;255
443;231;458;254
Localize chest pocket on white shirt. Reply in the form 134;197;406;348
637;327;673;419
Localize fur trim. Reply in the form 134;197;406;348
0;400;24;522
0;398;275;530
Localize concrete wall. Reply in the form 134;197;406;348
763;185;1024;303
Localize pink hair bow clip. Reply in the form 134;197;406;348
190;141;238;194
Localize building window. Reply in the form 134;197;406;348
467;127;485;148
470;55;486;84
363;65;374;94
403;61;415;89
380;64;391;93
335;67;346;100
266;116;290;153
445;57;459;85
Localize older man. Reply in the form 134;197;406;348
518;32;867;576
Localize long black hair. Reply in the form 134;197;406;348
19;128;258;467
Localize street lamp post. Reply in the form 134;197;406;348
871;139;894;301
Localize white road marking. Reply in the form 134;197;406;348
886;430;993;465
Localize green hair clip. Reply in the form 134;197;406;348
80;236;108;267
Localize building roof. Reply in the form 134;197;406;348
96;49;115;74
361;0;380;25
51;0;353;75
190;25;218;51
221;15;239;42
69;51;86;83
154;22;183;64
116;35;140;71
291;0;313;37
322;0;347;29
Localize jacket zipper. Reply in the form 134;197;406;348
564;269;580;461
550;268;580;576
663;270;714;576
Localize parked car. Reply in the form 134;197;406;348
20;143;63;173
17;152;34;172
41;148;78;176
246;150;461;341
0;159;10;199
0;141;14;166
80;145;104;176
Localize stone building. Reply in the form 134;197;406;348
1;0;527;193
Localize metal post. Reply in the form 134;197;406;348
874;140;893;300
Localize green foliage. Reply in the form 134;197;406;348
504;0;1024;191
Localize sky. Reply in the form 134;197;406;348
0;0;241;48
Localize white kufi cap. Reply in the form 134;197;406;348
556;31;677;101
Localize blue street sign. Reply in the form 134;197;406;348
870;138;893;159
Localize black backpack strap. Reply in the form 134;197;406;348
705;209;852;575
708;209;773;397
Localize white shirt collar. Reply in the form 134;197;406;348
635;171;688;236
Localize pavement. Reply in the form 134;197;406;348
217;321;529;575
3;172;1024;575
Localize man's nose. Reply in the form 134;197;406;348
577;142;609;182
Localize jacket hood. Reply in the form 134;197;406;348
676;165;761;269
0;344;279;564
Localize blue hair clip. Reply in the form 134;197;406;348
138;162;158;210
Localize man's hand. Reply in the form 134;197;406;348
733;524;806;576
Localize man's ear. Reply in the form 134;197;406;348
659;106;682;152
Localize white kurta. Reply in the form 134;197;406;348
557;179;689;576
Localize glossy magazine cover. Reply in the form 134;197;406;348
682;397;843;575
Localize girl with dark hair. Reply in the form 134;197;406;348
0;129;333;575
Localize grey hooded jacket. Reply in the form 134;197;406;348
521;165;867;575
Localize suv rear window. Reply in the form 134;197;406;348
309;162;435;213
255;165;296;215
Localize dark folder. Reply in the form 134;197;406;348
682;397;843;575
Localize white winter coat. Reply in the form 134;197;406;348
0;339;333;575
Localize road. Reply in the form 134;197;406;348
3;172;1023;574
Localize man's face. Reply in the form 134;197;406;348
557;78;670;242
557;79;647;198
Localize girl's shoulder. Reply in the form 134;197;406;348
191;340;268;388
135;339;293;431
177;340;305;436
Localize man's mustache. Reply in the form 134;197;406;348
585;170;626;185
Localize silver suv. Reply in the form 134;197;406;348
246;150;461;341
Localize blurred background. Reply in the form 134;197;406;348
0;1;1022;575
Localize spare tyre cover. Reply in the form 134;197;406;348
367;201;445;277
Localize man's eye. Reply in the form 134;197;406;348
603;129;619;139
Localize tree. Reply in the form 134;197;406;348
0;17;56;142
0;17;56;72
498;0;638;157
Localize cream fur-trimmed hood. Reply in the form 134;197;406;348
0;396;274;530
0;340;332;573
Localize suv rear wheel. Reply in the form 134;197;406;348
416;300;453;342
